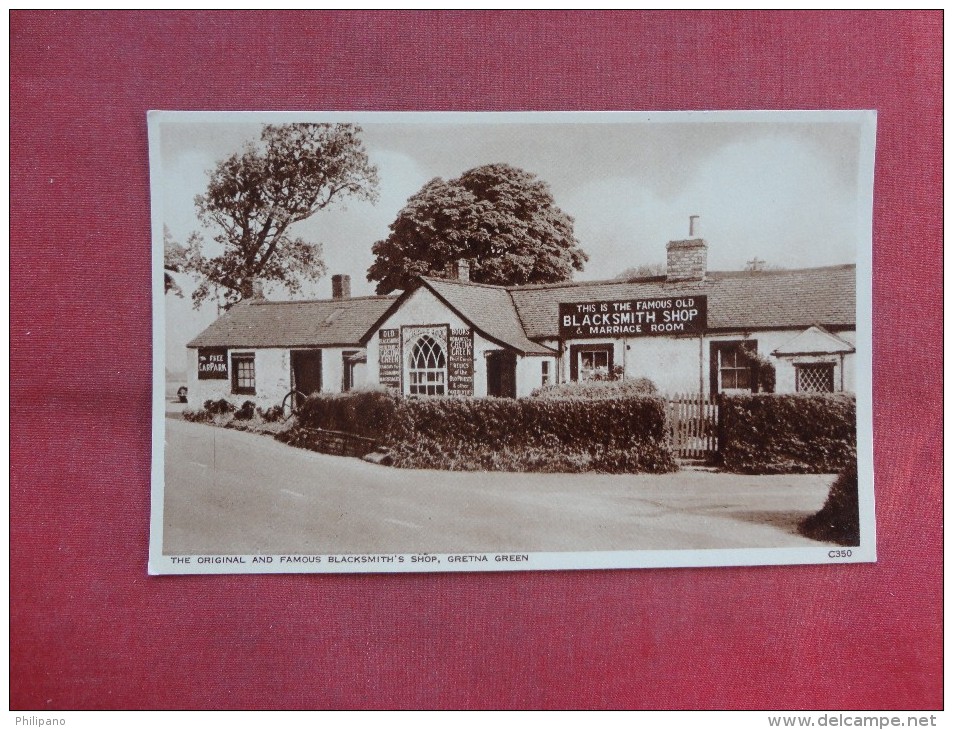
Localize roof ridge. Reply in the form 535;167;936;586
506;263;856;292
419;278;555;355
506;287;532;342
249;294;399;305
507;276;657;291
711;263;856;279
423;275;510;290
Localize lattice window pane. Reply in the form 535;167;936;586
797;364;835;393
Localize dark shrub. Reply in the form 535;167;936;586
296;388;399;439
387;439;673;474
181;408;210;423
289;390;676;473
799;462;860;545
234;400;256;420
720;393;856;474
387;396;669;450
258;405;284;423
745;351;776;393
531;377;657;399
203;398;236;415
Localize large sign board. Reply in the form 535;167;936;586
559;296;707;338
447;328;474;396
197;347;228;379
378;328;401;390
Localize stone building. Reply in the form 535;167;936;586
185;227;856;408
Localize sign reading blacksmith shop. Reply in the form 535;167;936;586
559;296;707;338
197;347;228;379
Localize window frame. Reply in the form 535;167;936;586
407;334;447;396
795;362;836;393
230;352;256;396
709;340;757;395
568;343;614;382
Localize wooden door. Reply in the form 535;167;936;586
291;350;322;405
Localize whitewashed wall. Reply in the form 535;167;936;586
186;344;375;410
624;336;704;393
551;328;857;396
319;346;352;394
185;348;290;410
772;330;856;394
366;286;549;397
516;355;555;397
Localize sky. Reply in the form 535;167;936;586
156;111;871;374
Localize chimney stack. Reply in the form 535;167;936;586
666;215;708;283
331;274;351;299
443;259;471;282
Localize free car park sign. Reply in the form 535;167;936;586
559;296;707;338
198;347;228;379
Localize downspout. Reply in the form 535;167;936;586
558;338;564;384
699;334;705;398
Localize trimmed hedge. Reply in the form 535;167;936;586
531;377;657;399
295;388;399;440
798;462;860;546
294;390;677;473
719;393;856;474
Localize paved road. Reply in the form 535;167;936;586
162;418;835;555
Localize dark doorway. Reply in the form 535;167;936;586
291;350;322;406
342;351;366;392
486;351;517;398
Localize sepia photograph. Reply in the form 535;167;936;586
149;110;876;574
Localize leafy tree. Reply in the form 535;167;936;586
186;123;378;308
618;262;666;281
164;225;187;297
367;163;587;294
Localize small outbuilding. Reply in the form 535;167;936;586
185;275;396;409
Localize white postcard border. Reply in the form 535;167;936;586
148;109;877;576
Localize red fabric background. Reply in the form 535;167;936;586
10;11;942;710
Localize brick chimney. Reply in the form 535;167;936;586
666;215;708;283
331;274;351;299
444;259;471;282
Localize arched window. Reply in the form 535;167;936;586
408;335;447;396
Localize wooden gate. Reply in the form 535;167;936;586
666;393;719;460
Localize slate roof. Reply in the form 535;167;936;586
507;264;856;339
422;277;555;355
186;265;855;353
187;295;398;349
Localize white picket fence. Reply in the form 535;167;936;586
666;393;719;460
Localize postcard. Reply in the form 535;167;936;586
149;110;876;574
